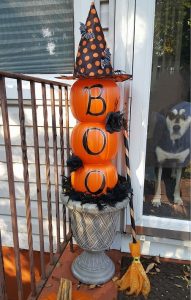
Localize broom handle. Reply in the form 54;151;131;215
123;129;137;244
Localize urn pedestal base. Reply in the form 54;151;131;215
61;196;129;285
72;250;115;285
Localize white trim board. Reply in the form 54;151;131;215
111;232;191;260
141;215;190;233
129;0;156;225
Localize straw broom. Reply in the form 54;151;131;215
116;128;151;297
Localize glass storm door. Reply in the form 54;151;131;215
143;0;190;222
129;0;190;244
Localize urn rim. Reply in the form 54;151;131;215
61;194;129;214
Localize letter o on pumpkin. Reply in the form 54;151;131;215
71;122;119;163
71;163;118;194
70;79;120;122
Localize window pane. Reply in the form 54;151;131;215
0;0;74;73
144;0;190;220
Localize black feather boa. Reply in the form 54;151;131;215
62;175;132;210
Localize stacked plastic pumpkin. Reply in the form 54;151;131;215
61;2;130;202
60;3;151;298
70;78;120;197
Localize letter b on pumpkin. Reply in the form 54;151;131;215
70;79;120;122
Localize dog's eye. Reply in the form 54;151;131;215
180;114;186;120
168;112;175;120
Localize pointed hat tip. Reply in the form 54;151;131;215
71;0;132;82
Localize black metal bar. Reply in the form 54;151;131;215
42;83;54;264
0;231;8;300
0;76;24;300
64;86;73;252
50;84;61;253
64;87;70;171
59;86;65;177
59;86;67;242
17;79;37;295
30;81;46;279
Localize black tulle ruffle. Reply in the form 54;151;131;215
62;175;132;210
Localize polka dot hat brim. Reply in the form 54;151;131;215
56;73;132;82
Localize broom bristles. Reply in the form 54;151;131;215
116;241;151;298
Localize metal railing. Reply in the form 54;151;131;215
0;70;73;300
0;230;8;300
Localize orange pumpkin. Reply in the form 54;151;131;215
71;122;119;163
70;79;120;122
71;163;118;194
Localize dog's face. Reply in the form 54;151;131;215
166;108;191;141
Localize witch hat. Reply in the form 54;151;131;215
58;2;131;82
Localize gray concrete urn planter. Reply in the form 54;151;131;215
61;195;128;285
